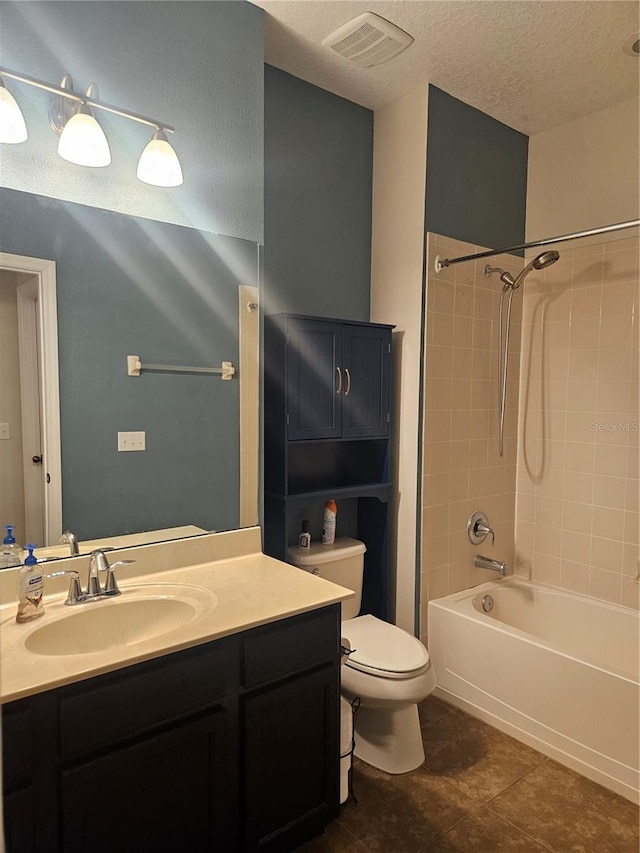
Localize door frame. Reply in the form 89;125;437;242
0;252;62;545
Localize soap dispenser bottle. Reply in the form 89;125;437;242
0;524;22;569
16;544;45;623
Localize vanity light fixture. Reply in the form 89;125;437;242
137;127;183;187
0;77;28;143
0;66;183;186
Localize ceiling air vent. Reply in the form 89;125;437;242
322;12;413;68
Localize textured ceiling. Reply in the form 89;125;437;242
252;0;640;134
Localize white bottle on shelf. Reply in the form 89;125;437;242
322;500;337;546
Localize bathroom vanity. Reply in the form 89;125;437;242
1;529;352;852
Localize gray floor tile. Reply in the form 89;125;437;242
421;708;547;803
423;807;552;852
336;760;477;853
295;819;369;852
488;759;640;853
419;695;454;727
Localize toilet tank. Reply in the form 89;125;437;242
286;537;366;620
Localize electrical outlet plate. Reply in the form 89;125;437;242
117;431;145;451
0;423;10;440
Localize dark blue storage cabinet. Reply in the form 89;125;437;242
264;314;394;620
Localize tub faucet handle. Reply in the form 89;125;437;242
476;520;495;545
467;511;495;545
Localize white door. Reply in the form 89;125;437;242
17;277;45;544
0;254;61;547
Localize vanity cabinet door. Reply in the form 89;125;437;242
242;664;339;851
60;709;232;853
3;788;37;853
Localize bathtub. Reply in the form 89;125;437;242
428;578;640;803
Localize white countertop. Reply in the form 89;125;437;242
0;528;354;704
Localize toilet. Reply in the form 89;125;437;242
287;537;435;774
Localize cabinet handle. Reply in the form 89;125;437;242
344;368;351;396
336;366;342;394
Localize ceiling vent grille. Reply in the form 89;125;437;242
322;12;413;68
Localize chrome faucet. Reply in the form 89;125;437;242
43;553;134;607
474;554;509;576
59;529;80;556
84;549;135;599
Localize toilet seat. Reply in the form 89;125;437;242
341;615;430;679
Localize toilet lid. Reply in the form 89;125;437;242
341;615;430;678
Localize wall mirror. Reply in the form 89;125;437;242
0;188;260;562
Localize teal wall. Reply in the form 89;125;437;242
425;85;528;251
0;1;264;243
264;65;373;321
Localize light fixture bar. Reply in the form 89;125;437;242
0;66;175;133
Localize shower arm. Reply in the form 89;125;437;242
434;219;639;271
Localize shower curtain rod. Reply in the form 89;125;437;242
434;219;639;272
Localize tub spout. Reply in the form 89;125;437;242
474;555;509;576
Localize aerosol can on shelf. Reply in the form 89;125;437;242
322;500;337;546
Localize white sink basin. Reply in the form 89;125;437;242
24;584;217;656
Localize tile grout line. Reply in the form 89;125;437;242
482;804;557;853
481;756;557;853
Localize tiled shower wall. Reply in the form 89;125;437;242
515;234;639;609
421;232;640;640
420;234;523;642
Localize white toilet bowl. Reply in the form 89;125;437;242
340;615;436;774
286;539;436;774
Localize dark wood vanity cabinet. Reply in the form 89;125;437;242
2;605;341;853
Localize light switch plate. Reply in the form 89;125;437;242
118;431;146;451
0;423;10;440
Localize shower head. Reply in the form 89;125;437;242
532;250;560;270
483;250;560;290
512;250;560;288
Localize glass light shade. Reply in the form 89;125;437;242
137;129;183;187
58;105;111;167
0;82;28;143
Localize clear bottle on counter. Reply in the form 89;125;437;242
16;544;45;623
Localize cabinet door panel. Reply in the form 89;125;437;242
243;666;339;850
287;319;342;440
3;788;36;853
61;711;231;853
342;326;390;437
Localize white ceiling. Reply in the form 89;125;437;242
252;0;640;135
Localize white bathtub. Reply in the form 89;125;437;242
428;578;640;803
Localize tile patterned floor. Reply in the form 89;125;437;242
298;696;640;853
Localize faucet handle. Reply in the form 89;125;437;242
45;569;82;605
475;520;495;545
467;511;495;545
102;559;135;595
